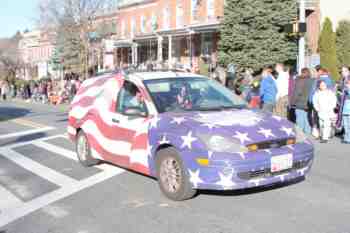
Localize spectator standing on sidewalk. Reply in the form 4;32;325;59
340;79;350;144
1;79;9;100
290;68;313;134
259;67;277;113
308;67;332;138
312;80;337;143
275;63;290;118
340;66;350;89
226;63;236;89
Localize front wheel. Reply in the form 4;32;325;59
156;147;197;201
76;130;99;167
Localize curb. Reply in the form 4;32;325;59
3;98;69;112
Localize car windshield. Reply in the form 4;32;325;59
144;77;247;113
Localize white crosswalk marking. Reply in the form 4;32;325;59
6;134;64;149
0;127;55;140
0;134;125;227
0;185;23;210
33;140;78;161
1;148;79;187
0;163;123;227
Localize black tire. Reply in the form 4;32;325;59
76;130;99;167
156;147;197;201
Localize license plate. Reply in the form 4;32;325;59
271;154;293;173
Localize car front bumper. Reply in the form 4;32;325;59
184;142;314;191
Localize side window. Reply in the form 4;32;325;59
117;81;147;116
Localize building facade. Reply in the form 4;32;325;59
104;0;224;70
18;30;55;80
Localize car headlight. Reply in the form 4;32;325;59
198;134;248;153
295;126;307;143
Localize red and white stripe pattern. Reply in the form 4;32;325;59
68;73;152;175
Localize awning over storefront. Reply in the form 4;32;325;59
114;39;135;48
189;21;221;33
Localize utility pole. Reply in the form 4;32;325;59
298;0;306;73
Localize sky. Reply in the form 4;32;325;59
0;0;40;38
320;0;350;29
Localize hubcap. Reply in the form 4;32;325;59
160;158;182;193
77;134;88;161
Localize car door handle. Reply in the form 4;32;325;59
112;118;120;124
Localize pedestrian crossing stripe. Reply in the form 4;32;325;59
10;118;51;129
0;134;125;227
0;127;55;140
1;148;79;187
5;134;64;149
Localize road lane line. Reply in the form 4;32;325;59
5;134;65;149
0;163;124;227
0;148;78;188
0;185;23;210
0;127;55;140
10;119;50;129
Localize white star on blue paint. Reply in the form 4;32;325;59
201;123;217;130
189;169;204;188
181;131;197;149
216;172;236;190
150;116;160;128
158;135;170;145
280;126;295;136
249;178;265;186
238;152;246;160
171;117;186;125
147;143;153;158
233;131;252;144
272;116;283;121
258;128;276;138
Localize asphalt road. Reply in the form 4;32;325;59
0;100;349;233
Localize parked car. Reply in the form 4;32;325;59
68;71;314;201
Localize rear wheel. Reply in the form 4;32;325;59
156;147;196;201
76;130;99;167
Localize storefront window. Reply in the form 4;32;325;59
201;33;213;56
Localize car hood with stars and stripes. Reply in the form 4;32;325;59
152;109;295;147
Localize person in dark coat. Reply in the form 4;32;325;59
290;68;314;134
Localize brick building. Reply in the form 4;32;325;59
18;30;55;80
104;0;224;69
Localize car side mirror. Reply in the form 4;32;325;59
124;107;148;118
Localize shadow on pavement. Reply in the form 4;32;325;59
0;132;48;147
198;176;305;197
0;106;32;122
56;118;68;123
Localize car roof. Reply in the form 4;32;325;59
127;71;207;81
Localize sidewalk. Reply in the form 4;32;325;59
0;98;70;113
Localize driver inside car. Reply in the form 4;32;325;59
176;85;192;109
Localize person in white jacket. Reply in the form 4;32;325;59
312;80;337;143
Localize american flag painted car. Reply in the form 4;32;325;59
68;71;314;201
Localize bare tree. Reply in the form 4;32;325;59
0;34;23;80
38;0;116;78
